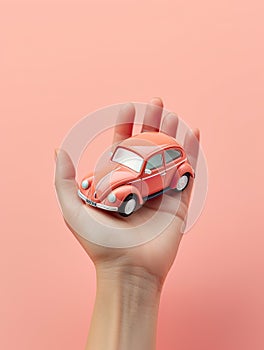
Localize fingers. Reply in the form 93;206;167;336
141;97;163;132
112;103;135;147
184;128;200;169
160;112;179;137
179;128;200;229
54;149;82;214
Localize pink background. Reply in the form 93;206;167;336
1;0;264;349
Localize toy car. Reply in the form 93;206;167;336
78;132;194;216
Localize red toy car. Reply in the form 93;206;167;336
78;132;194;216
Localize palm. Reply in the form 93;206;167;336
55;98;199;285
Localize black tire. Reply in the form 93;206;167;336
118;194;138;217
174;173;190;192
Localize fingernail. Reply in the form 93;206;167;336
150;97;163;107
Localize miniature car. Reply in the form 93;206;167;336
78;132;194;216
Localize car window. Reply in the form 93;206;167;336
112;147;144;173
165;149;182;164
145;153;163;170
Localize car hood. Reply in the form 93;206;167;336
93;162;139;199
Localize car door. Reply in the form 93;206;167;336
164;148;183;187
141;152;165;198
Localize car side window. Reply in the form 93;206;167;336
165;149;182;164
145;153;163;171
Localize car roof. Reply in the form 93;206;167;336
117;132;182;158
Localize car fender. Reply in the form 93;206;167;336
79;174;94;195
81;173;94;186
170;162;194;188
110;185;143;205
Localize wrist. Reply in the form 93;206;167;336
95;262;163;303
87;264;161;350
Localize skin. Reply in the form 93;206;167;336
55;97;200;350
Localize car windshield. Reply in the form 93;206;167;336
112;147;144;173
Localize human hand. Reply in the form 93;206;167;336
55;97;200;289
55;98;200;350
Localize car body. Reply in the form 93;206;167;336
78;132;194;216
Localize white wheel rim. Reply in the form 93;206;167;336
124;198;136;215
176;175;188;191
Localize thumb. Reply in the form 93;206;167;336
55;148;76;181
54;149;81;213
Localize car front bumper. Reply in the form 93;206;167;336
78;189;118;212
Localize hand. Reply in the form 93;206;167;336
55;97;200;289
55;97;200;350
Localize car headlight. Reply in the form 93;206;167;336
81;180;89;189
107;192;116;203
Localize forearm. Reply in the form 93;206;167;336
86;265;162;350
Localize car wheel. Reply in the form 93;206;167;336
119;194;138;217
175;173;190;192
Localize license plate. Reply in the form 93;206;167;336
87;199;97;207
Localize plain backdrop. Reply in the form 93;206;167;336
1;0;264;349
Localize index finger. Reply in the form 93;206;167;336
112;103;135;147
141;97;163;133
